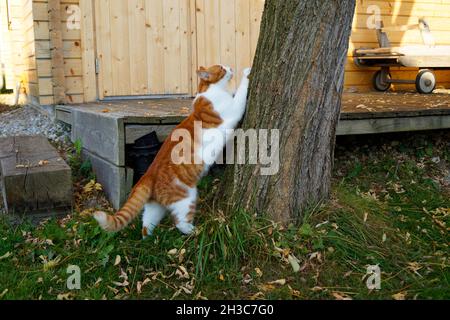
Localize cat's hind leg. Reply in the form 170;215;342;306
168;187;197;235
142;202;167;239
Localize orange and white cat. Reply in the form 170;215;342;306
94;65;251;237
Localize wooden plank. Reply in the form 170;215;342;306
163;0;182;93
71;109;124;166
0;136;72;214
65;93;84;104
337;115;450;135
220;0;236;89
94;0;113;98
39;78;53;96
33;2;50;21
250;0;264;59
189;0;198;94
204;0;220;66
194;0;206;71
128;0;148;95
65;76;83;95
180;0;190;94
80;0;97;102
110;0;131;96
236;0;251;81
37;59;52;77
64;59;83;76
40;95;55;105
48;0;66;104
146;0;165;94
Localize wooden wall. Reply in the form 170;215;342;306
195;0;264;90
33;0;83;105
0;0;37;104
4;0;450;105
348;0;450;91
94;0;192;98
195;0;450;92
0;1;14;89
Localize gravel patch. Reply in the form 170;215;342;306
0;105;70;143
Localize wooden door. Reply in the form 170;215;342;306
194;0;264;91
94;0;191;98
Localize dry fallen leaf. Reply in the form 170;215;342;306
180;286;193;295
38;160;49;166
176;266;190;279
114;255;121;266
195;291;208;300
309;252;322;263
332;292;353;300
249;292;265;300
94;278;103;287
392;292;407;300
288;254;301;273
112;280;130;287
168;249;178;256
407;262;422;276
43;256;62;271
258;284;275;292
242;274;253;285
107;286;119;295
57;292;74;300
178;249;186;263
268;279;286;286
137;279;150;295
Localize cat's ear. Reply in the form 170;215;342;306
197;67;210;81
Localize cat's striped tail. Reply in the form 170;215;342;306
93;184;152;232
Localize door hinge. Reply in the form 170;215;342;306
95;58;100;74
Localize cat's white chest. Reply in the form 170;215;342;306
199;88;233;123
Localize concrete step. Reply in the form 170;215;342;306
0;136;72;214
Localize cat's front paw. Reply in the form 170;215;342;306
177;222;196;235
243;67;252;78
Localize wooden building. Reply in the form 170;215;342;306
1;0;450;106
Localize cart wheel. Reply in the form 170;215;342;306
416;69;436;94
373;70;391;92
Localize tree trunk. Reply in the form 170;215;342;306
221;0;356;223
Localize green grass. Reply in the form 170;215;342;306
0;131;449;300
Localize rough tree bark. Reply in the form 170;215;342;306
221;0;356;223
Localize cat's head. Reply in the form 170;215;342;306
197;65;233;92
